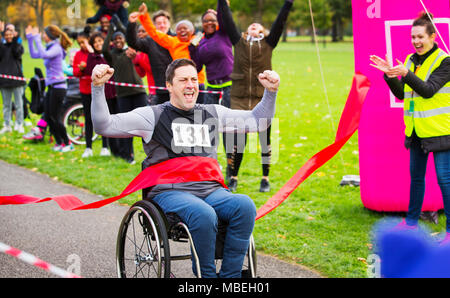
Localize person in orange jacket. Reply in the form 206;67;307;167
135;3;206;95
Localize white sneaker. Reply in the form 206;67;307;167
0;126;12;134
82;148;93;158
23;127;43;140
14;124;24;134
100;147;111;156
52;144;62;152
60;143;75;153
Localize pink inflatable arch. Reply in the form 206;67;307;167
352;0;449;212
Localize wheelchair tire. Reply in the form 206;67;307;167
245;235;257;278
116;200;171;278
62;103;98;145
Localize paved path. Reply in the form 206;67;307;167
0;160;321;278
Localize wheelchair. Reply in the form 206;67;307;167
115;198;257;278
61;77;98;145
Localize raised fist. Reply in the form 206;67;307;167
129;12;140;23
258;70;280;92
138;3;148;15
92;64;114;87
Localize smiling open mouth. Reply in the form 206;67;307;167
184;90;196;100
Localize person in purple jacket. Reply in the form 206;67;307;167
25;25;74;152
188;5;234;181
188;7;233;107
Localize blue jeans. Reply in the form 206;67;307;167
1;86;24;126
152;188;256;277
406;139;450;231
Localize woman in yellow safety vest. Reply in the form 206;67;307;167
370;12;450;243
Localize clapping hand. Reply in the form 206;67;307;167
25;25;39;36
370;55;408;78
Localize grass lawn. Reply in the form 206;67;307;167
1;39;446;278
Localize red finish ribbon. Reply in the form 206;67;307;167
0;156;226;210
255;73;371;220
0;73;369;219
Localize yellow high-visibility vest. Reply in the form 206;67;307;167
403;48;450;138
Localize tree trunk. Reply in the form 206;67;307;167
28;0;44;30
331;13;343;42
331;14;338;42
254;0;264;23
159;0;173;19
0;2;8;21
39;0;45;29
282;26;287;42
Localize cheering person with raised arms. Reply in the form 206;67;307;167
26;25;74;152
218;0;294;192
90;59;280;277
136;3;206;88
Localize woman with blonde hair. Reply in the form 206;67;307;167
26;24;74;152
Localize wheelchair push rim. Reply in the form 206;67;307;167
116;201;171;278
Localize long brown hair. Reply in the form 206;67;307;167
46;25;73;50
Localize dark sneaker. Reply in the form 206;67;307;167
259;179;270;192
420;211;439;225
228;178;237;192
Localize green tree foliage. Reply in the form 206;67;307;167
4;0;353;40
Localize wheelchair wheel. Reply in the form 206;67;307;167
62;103;98;145
116;200;171;278
244;235;257;278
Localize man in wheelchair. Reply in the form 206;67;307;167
91;59;280;278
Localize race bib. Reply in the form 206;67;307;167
171;123;212;148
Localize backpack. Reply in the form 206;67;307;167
28;68;46;115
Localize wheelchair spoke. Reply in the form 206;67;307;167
117;202;172;278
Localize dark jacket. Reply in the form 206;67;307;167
384;44;450;153
102;25;146;98
125;22;172;97
219;0;292;110
0;37;26;88
86;52;117;100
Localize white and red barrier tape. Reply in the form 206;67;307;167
0;74;223;98
0;241;81;278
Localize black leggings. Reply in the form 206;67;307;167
103;97;126;159
44;87;69;145
81;93;94;148
227;125;272;177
